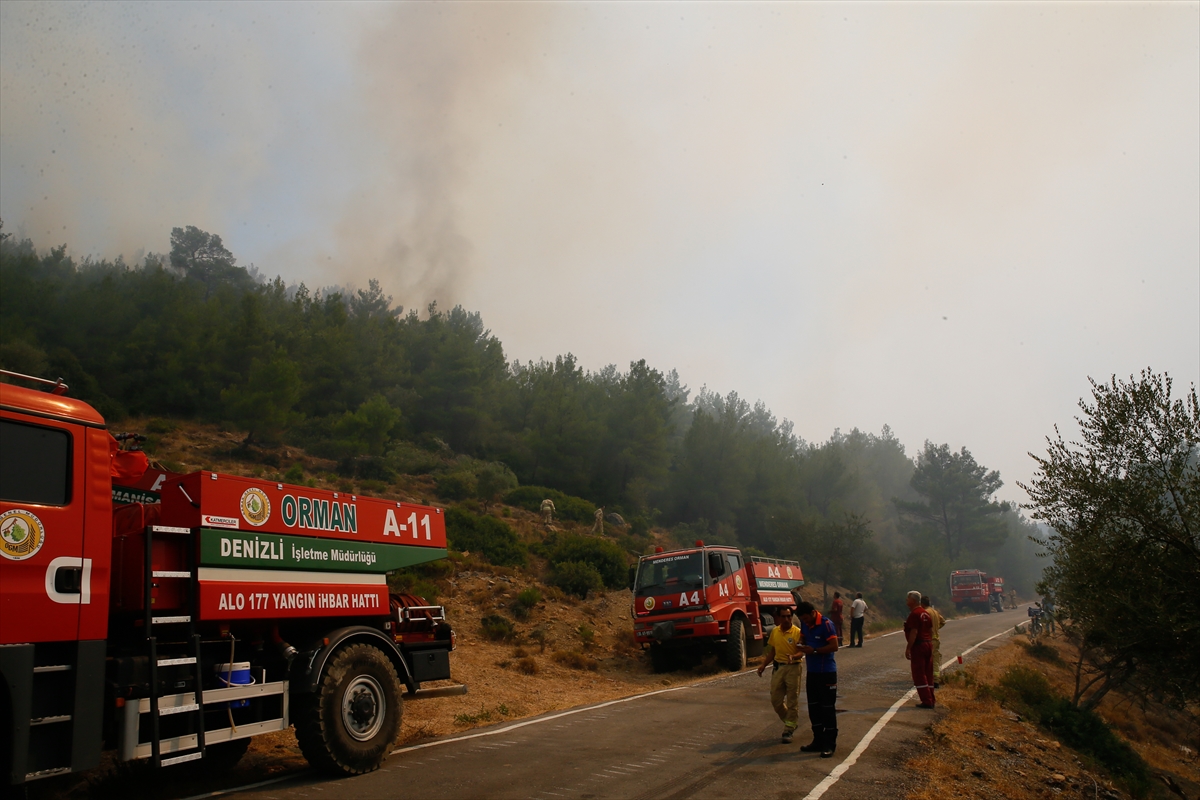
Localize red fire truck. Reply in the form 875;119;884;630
949;569;1005;613
629;542;804;672
0;372;457;787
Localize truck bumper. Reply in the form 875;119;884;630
634;619;720;644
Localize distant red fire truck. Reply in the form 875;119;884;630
950;569;1005;613
629;542;804;672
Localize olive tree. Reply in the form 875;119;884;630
1021;369;1199;710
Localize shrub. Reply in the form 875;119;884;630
436;470;477;501
386;440;446;476
446;507;527;567
454;706;493;725
545;533;627;588
386;572;440;603
998;665;1056;715
529;628;548;652
549;561;603;599
1039;699;1150;794
475;461;518;505
516;588;542;608
516;657;538;675
577;624;595;649
1024;641;1062;663
504;486;597;523
995;665;1151;796
480;614;516;642
284;463;305;483
552;650;598;671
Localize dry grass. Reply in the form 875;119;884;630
905;635;1200;800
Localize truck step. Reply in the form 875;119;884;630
32;664;72;673
160;751;204;767
25;767;72;782
157;656;197;667
152;615;191;624
30;715;71;726
152;570;192;578
158;703;200;716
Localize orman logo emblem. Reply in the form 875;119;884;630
643;597;655;611
240;488;271;527
0;509;46;561
786;566;794;579
735;574;743;591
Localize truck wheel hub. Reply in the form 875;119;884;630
342;676;385;741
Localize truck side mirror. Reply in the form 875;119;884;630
708;552;724;579
628;564;637;591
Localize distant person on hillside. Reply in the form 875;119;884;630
921;595;946;687
796;601;840;758
830;592;845;645
756;606;803;744
904;590;935;708
849;593;867;647
593;507;604;534
540;498;556;527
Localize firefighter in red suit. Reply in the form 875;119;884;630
904;590;936;708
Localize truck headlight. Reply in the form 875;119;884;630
693;615;714;623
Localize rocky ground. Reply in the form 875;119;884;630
906;636;1200;800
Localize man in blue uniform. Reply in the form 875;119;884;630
795;600;839;758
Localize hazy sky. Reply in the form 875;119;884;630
2;1;1197;504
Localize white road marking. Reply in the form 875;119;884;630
390;668;754;757
802;619;1030;800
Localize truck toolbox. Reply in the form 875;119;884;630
408;648;451;682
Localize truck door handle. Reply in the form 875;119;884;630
55;566;82;594
45;557;93;604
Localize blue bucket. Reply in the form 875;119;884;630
214;661;255;709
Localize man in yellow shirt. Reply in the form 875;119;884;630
756;607;803;743
921;595;946;686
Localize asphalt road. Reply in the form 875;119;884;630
228;605;1030;800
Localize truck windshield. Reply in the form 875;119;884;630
635;552;705;596
952;575;981;587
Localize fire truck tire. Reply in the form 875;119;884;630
722;619;747;671
650;645;674;673
194;738;251;772
294;643;403;775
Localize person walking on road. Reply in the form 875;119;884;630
849;593;867;647
796;601;840;758
1008;588;1018;609
904;590;936;708
921;595;945;687
830;592;845;645
756;607;803;744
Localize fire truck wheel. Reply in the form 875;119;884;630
649;645;674;673
294;643;403;775
722;618;747;671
